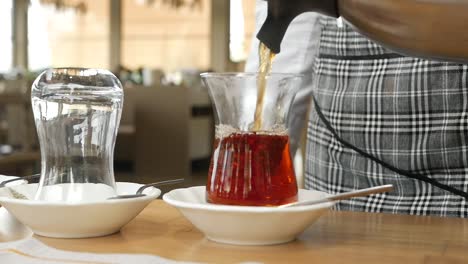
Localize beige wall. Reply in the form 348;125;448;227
39;0;257;73
45;0;110;69
122;0;211;72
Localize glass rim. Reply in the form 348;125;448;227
200;72;304;79
42;67;113;74
32;67;122;90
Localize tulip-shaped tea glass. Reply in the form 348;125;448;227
32;68;123;202
201;73;302;206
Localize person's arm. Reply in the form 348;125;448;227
339;0;468;61
259;0;468;62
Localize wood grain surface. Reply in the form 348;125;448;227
31;200;468;264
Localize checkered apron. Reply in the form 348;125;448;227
305;17;468;217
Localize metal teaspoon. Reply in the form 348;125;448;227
278;184;394;208
107;178;184;200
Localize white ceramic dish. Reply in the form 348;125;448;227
0;182;161;238
0;175;18;181
0;175;24;208
0;175;24;186
163;186;334;246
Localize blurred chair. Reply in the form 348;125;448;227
134;85;190;188
0;79;39;176
113;84;191;190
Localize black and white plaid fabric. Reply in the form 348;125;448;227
305;17;468;217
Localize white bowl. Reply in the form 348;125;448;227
0;175;25;207
163;186;334;246
0;175;24;186
0;182;161;238
0;175;18;181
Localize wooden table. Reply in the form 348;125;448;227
2;200;468;263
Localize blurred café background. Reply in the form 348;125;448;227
0;0;258;186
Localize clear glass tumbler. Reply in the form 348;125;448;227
201;73;302;206
31;68;123;202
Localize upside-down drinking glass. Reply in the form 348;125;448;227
31;68;123;202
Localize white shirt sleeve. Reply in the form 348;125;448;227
245;0;322;154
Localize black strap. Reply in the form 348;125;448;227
311;95;468;199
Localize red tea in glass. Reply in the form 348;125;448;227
200;72;302;206
206;131;298;206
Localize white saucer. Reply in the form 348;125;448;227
0;175;25;208
0;182;161;238
163;186;334;246
0;175;24;186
